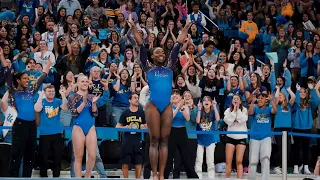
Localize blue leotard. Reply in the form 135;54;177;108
68;93;98;135
139;43;182;113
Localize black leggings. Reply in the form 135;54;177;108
172;138;198;178
164;127;198;179
39;133;63;177
9;118;37;177
274;128;291;167
292;129;311;165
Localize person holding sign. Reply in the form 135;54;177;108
34;85;68;177
0;47;51;177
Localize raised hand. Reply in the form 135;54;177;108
179;99;185;109
197;101;202;110
212;98;217;108
283;59;287;68
270;58;274;67
92;94;100;103
296;84;301;91
59;87;66;96
114;72;120;80
38;90;45;97
0;47;3;57
100;79;109;86
267;93;274;102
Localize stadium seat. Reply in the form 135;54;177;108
96;128;119;146
99;140;121;169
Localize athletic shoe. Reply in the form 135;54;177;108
304;165;312;175
274;166;282;175
293;165;299;174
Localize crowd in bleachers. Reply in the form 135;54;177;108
0;0;320;179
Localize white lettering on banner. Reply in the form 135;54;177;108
2;106;18;138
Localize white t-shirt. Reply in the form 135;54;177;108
41;32;55;51
34;51;56;67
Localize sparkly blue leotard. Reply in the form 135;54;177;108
68;93;98;135
140;43;182;113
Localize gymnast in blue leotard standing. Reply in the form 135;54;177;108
68;74;102;178
129;19;192;180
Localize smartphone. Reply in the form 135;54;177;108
230;44;234;52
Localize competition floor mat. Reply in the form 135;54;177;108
0;171;316;180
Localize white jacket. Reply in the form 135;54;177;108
224;107;248;140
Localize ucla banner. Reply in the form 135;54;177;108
2;106;17;138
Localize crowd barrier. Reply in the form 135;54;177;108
2;126;320;180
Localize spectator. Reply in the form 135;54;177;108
164;89;198;179
201;40;219;68
116;92;147;178
224;94;248;179
300;42;320;87
122;1;138;23
111;69;131;126
248;93;278;180
85;0;107;26
195;96;219;179
58;0;81;16
292;82;320;174
34;85;68;177
174;0;187;21
273;86;296;175
287;38;303;83
186;1;206;33
33;40;56;68
41;19;56;52
240;12;259;54
270;27;290;76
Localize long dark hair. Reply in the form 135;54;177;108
13;72;28;88
204;69;218;88
249;73;262;92
121;49;133;68
119;69;131;87
109;43;121;60
62;71;73;89
201;96;213;122
230;94;244;112
187;65;197;85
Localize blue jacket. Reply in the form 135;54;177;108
292;89;320;129
263;32;275;52
300;52;320;77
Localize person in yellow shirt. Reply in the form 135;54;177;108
240;12;259;54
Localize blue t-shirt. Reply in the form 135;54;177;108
274;104;292;128
197;111;217;146
15;91;38;121
39;98;63;135
112;80;130;107
23;70;43;87
172;105;186;127
251;106;272;140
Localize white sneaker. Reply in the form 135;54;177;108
304;165;312;174
274;166;282;175
293;165;299;174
